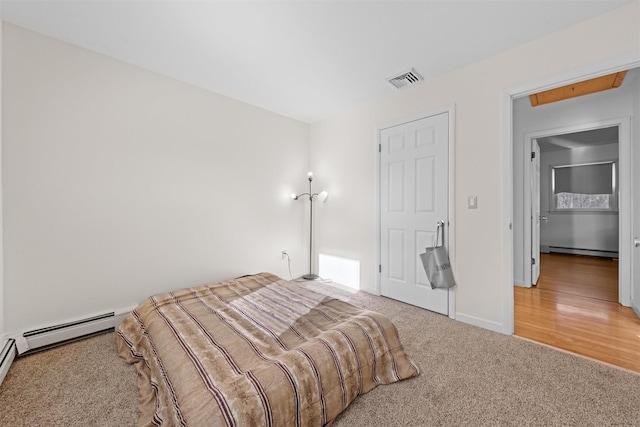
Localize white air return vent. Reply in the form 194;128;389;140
387;68;423;89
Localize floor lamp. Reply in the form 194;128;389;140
291;172;328;280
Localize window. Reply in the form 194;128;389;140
551;161;617;211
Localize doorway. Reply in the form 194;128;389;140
508;65;640;368
532;126;621;286
513;68;635;303
516;123;640;370
520;118;630;303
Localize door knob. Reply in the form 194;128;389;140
635;237;640;248
539;216;548;222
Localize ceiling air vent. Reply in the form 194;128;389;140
387;68;423;89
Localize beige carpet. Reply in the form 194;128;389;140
1;282;639;426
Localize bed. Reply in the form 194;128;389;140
117;272;419;426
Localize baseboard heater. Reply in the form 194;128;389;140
0;339;17;384
20;308;133;356
548;246;618;259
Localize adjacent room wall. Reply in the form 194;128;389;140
2;23;310;334
310;3;639;332
539;143;619;257
512;83;634;286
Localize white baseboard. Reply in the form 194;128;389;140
0;339;17;386
632;301;639;319
514;280;527;287
455;312;506;334
360;284;379;295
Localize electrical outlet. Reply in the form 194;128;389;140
281;250;288;259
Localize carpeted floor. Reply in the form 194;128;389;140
0;330;138;426
1;282;639;426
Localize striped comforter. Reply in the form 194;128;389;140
117;273;419;427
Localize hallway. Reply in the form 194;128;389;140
514;253;640;373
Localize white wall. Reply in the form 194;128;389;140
512;83;634;285
540;144;619;255
0;15;3;338
2;23;310;334
310;3;640;332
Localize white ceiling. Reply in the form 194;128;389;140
538;126;619;152
1;1;633;123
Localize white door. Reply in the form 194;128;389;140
380;113;449;315
531;139;541;285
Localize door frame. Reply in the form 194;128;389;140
522;118;632;305
374;106;456;319
530;139;541;286
502;53;640;335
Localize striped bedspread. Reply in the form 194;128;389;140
117;273;419;427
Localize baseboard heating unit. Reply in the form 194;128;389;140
21;313;115;355
21;307;134;356
548;246;618;259
0;307;134;385
0;339;17;384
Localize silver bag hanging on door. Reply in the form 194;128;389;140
420;221;456;289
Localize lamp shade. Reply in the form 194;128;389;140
317;191;328;203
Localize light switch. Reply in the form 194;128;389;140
468;196;477;209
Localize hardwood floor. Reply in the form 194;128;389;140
514;253;640;373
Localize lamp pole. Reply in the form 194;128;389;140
305;174;318;280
